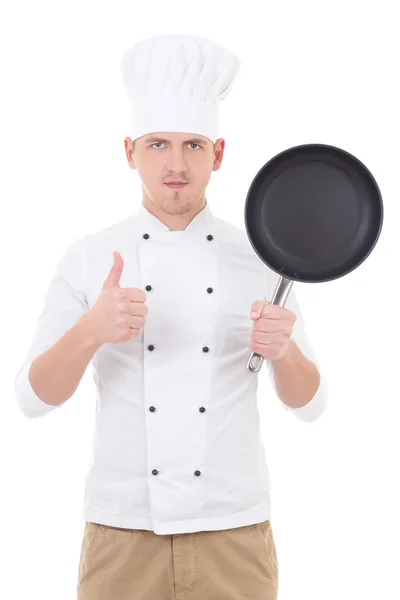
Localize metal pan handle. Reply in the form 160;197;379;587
246;275;294;372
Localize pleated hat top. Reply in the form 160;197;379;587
120;33;241;143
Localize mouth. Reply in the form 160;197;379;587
164;182;188;189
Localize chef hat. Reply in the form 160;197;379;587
120;33;241;144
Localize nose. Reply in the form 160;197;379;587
166;147;188;173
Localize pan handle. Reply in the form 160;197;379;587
246;275;294;373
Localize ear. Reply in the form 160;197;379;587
124;137;137;170
212;138;225;171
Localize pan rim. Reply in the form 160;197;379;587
244;142;383;284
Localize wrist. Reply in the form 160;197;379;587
77;314;103;350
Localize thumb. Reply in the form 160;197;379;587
102;251;124;288
250;300;270;320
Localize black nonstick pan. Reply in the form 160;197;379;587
244;143;383;373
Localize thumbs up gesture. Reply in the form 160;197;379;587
86;252;148;345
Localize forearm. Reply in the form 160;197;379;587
28;314;102;407
271;339;320;408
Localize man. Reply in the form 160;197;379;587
14;33;327;599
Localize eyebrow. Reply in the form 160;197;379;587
144;136;207;145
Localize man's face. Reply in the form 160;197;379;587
124;131;225;214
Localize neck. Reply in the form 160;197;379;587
142;194;207;231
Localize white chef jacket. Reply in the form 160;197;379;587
14;200;328;535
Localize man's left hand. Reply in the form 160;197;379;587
248;300;297;361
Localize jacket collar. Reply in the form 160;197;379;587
134;200;217;236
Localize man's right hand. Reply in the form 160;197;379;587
84;251;148;345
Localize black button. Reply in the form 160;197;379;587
199;407;206;413
194;470;201;476
145;285;152;291
206;287;213;294
152;469;158;475
148;345;155;351
202;346;209;352
143;233;150;239
149;406;156;412
207;234;213;241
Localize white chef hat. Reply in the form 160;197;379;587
120;33;241;144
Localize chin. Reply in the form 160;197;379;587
162;197;192;213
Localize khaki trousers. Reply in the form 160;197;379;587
77;519;278;599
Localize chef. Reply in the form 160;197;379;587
15;33;328;600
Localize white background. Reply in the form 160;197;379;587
1;1;399;598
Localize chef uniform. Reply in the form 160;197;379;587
14;33;328;600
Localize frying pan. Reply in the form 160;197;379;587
244;143;383;373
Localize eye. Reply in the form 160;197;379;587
150;142;201;149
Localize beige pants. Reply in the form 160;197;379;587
77;519;278;599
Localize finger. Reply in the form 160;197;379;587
125;288;147;303
260;304;297;321
129;302;148;317
253;318;294;334
103;251;124;288
248;340;283;360
128;315;146;329
250;300;270;319
251;330;288;345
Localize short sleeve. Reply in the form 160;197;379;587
14;236;89;418
263;268;328;422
